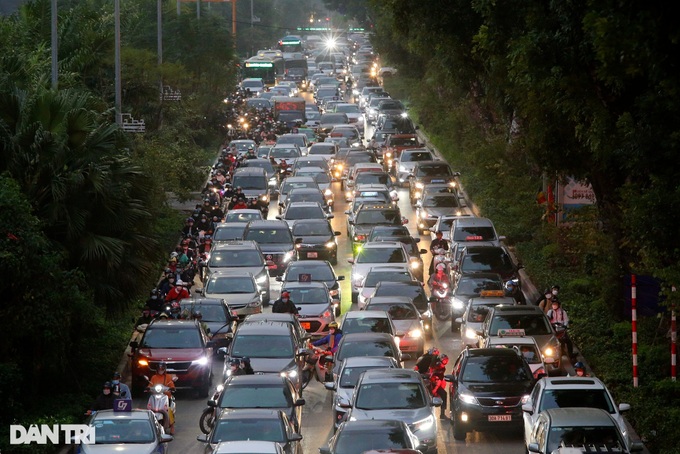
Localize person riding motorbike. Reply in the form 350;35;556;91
427;354;449;419
414;347;440;373
572;361;589;377
304;322;342;380
165;279;190;303
272;291;299;314
181;217;199;237
504;279;526;305
85;382;115;415
535;285;560;311
147;361;176;434
547;298;575;363
112;371;132;400
230;198;249;210
429;231;449;274
227;358;245;377
428;263;451;292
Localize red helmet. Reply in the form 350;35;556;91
281;291;291;298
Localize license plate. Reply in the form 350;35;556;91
300;322;311;330
431;179;445;183
307;252;318;258
488;415;512;422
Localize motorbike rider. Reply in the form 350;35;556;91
547;298;575;362
148;361;176;434
428;354;449;419
165;279;190;303
535;285;559;311
272;291;299;314
240;357;255;374
414;347;440;373
230;198;249;211
157;271;176;297
85;382;115;415
305;322;342;379
112;371;132;400
196;213;212;232
181;217;199;237
504;279;527;305
244;146;258;160
227;358;245;377
572;361;589;377
428;263;451;292
429;231;449;274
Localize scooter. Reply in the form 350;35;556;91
301;347;334;390
199;384;224;435
430;281;452;321
143;375;177;434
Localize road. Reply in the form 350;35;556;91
159;104;528;452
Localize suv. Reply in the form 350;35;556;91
452;244;521;283
230;167;271;215
206;240;271;302
339;310;397;339
415;192;465;235
129;319;214;396
450;217;505;250
346;369;441;453
408;161;459;205
243;220;297;277
346;204;407;255
446;347;536;441
371;281;432;339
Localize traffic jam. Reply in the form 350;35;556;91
76;27;644;454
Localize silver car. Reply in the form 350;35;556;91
78;409;173;453
281;281;336;338
347;242;412;304
213;440;284;453
201;270;263;320
363;297;426;358
393;148;436;186
356;266;418;309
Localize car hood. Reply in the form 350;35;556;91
258;244;294;254
249;357;298;374
392;319;421;334
297;303;331;317
204;292;258;306
349;406;432;425
463;381;534;397
137;348;205;361
82;444;160;454
295;234;333;245
203;321;233;336
421;207;460;218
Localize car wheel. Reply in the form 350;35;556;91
452;411;467;441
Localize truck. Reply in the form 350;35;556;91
270;96;306;128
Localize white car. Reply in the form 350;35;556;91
483;334;551;379
522;376;632;450
356;266;418;309
347;241;413;305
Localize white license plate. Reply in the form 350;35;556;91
488;415;512;422
307;252;318;258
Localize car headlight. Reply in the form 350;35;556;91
256;273;268;284
415;182;424;189
283;250;295;262
465;328;478;340
193;356;210;366
280;368;298;379
459;393;479;405
452;298;465;310
325;241;336;248
345;191;353;199
325;188;333;196
385;152;392;158
407;328;422;338
261;195;269;202
216;384;224;392
399;165;407;172
247;300;261;308
412;415;434;432
322;309;333;318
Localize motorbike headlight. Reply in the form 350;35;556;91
544;347;554;357
410;261;420;269
193;356;210;366
408;328;422;338
413;415;434;432
260;195;269;202
216;384;224;392
154;384;164;393
325;241;336;249
465;328;478;340
452;298;465;310
419;210;427;218
449;181;457;187
385;152;392;158
415;182;424;189
324;188;333;196
138;359;149;367
459;393;479;405
280;368;298;379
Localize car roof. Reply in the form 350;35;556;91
245;220;289;228
486;336;539;346
344;310;390;319
359;241;404;249
179;297;226;306
283;176;316;182
225;374;291;386
453;217;495;227
233;167;266;175
148;319;199;328
216;408;282;420
234;321;293;335
214;441;282;454
287;259;332;267
359;369;421;383
212;240;258;249
285;201;324;208
489;305;543;314
91;409;151;421
341;356;399;368
541;377;606;390
243;313;298;323
338;419;408;432
544;407;616;426
209;270;255;278
466;347;522;358
367;296;415;305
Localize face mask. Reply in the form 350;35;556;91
282;298;288;303
112;380;119;385
552;290;559;296
103;389;111;395
546;293;552;299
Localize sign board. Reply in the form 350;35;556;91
298;273;312;283
480;290;505;297
498;328;525;337
113;399;132;412
560;177;596;208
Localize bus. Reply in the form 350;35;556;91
242;57;281;86
277;35;303;53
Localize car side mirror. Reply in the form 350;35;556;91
431;396;443;407
337;275;345;281
347;258;354;264
196;434;209;443
527;442;541;453
288;433;303;442
630;441;645;452
334;231;341;236
320;447;331;454
344;210;351;215
419;249;427;254
324;382;337;391
401;217;408;225
294;398;306;406
522;403;533;414
295;237;304;243
160;434;173;443
454;317;462;324
208;399;217;407
443;374;455;382
498;235;507;241
414;238;421;243
275;215;282;220
619;403;631;412
327;214;335;219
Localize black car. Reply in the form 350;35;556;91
239;159;280;193
291;219;341;265
371;281;432;339
275;260;344;305
347;203;407;255
230;167;271;213
211;374;305;432
179;297;238;349
243;220;296;277
450;272;504;329
453;245;521;283
415;192;464;235
445;348;536;441
197;409;302;454
408;161;459;205
320;419;423;454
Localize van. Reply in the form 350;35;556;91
230;167;270;215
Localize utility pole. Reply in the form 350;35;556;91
51;0;58;89
114;0;122;125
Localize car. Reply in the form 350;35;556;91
239;159;280;192
358;86;388;109
280;187;328;214
223;321;305;390
391;148;435;184
346;369;441;453
257;144;274;159
276;260;344;305
78;409;173;453
307;142;338;161
332;332;404;376
129;319;214;396
280;281;336;336
348;241;413;304
277;133;310;156
318;112;349;134
240;78;265;96
330;103;364;133
428;214;473;241
375;114;417;135
242;311;309;344
383;135;423;173
197;409;302;454
277;176;318;214
200;271;264;319
363;297;426;358
291;166;334;206
212;222;247;243
484;334;551;379
205;241;271;303
352;171;399;200
223;209;263;224
339;310;398;341
371;280;433;336
415;192;466;235
347;205;409;255
449;273;505;328
347;182;396;205
268;144;303;166
408;161;460;205
458;292;517;347
445;347;536;441
478;305;562;374
525;408;644;454
367;129;395;161
372;235;427;282
230;167;271;213
212;440;284;454
522;376;633;449
276;201;333;228
356;265;418;309
366;96;392;124
320;419;423;454
290;156;332;174
452;244;521;283
178;297;238;349
291;218;341;265
365;225;411;242
211;374;305;433
376;99;406;117
243;220;297;277
323;357;400;430
339;151;379;184
450;217;506;249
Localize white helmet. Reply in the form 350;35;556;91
176;280;185;286
436;263;447;271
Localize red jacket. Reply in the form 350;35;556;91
165;286;189;302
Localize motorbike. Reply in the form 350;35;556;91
143;375;177;434
199;384;224;435
301;347;334;390
551;322;572;365
430;281;452;321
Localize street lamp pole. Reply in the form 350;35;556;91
51;0;58;89
114;0;122;126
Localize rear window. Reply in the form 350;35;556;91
231;334;295;358
415;164;453;177
245;228;293;244
355;382;426;410
462;356;531;383
453;225;497;242
141;327;203;349
364;271;414;287
212;418;285;443
489;313;552;335
355;210;402;226
231;175;266;190
337;340;396;361
539;389;615;414
356;247;406;264
213;225;246;240
208;249;262;267
462;250;514;273
219;384;291;408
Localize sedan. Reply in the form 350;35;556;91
392;148;435;185
415;192;465;235
348;242;413;304
79;409;173;453
364;297;426;358
213;222;247;243
449;273;505;329
179;297;238;349
291;219;341;265
320;420;423;454
200;271;263;319
276;260;345;305
281;281;336;336
332;332;404;376
224;209;263;224
197;409;302;454
356;266;418;310
281;188;329;214
276;201;333;228
277;176;318;215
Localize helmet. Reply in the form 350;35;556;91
574;361;585;370
439;353;449;361
176;279;185;286
436;230;443;235
186;217;195;223
551;285;561;291
170;252;179;258
329;322;339;329
436;263;446;271
281;291;291;298
427;347;440;356
113;372;121;379
504;280;516;291
103;381;112;389
192;311;202;319
229;358;241;367
157;361;167;372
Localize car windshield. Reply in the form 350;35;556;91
364;271;414;287
309;145;336;155
539;389;615;414
492;344;543;365
245;228;293;244
179;304;227;322
333;430;410;453
355;383;426;410
288;192;324;204
282;181;317;194
285;287;329;304
218;384;291;408
277;136;305;147
401;151;432;162
214;225;246;240
453;225;497;242
225;211;262;223
490;314;552;335
337;340;396;362
374;286;428;311
368;226;409;239
456;276;503;295
422;195;460;208
462;356;531;383
416;165;452;177
342;317;392;335
230;334;295;358
271;147;301;158
306;111;321;120
92;419;155;444
209;250;262;267
355;210;401;225
462;250;515;273
547;426;623;454
286;265;334;281
356;247;406;264
231;175;266;190
292;222;332;236
370;303;418;320
355;191;389;202
212;418;285;443
340;366;389;388
140;327;203;349
285;205;325;220
206;276;256;294
355;173;392;187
